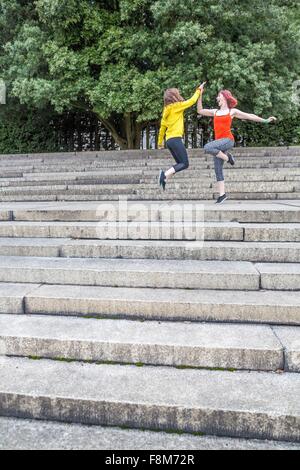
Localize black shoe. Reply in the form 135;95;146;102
227;152;235;166
215;193;228;204
159;170;166;191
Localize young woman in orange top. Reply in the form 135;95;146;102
197;84;277;203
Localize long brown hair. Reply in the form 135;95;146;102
164;88;184;106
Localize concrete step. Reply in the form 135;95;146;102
7;201;300;223
23;284;300;325
0;176;143;187
60;239;300;263
0;283;41;314
3;175;298;189
2;168;300;184
0;314;285;371
0;356;299;441
1;157;299;172
0;181;297;195
256;263;300;290
0;221;299;242
0;238;63;257
0;146;299;158
244;224;300;242
2;193;299;202
1;417;299;450
273;327;300;372
0;238;299;263
0;221;244;241
1;166;298;181
0;257;260;290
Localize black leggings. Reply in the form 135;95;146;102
166;138;189;173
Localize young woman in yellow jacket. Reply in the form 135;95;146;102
158;82;205;190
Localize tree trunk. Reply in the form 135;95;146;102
94;110;143;150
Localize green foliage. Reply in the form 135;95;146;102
0;0;299;149
0;102;62;153
234;115;300;147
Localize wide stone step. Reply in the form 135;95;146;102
1;166;299;181
2;168;300;183
0;356;299;441
0;181;297;195
7;200;300;223
0;221;299;242
0;221;244;241
2;192;299;202
1;417;299;450
23;284;300;325
1;155;298;170
60;239;300;264
0;176;143;187
0;257;260;290
0;238;299;262
0;314;286;371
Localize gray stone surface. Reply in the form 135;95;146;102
0;237;63;257
0;283;40;314
0;211;10;221
0;257;260;290
7;200;300;224
256;263;300;290
1;238;300;264
24;285;300;325
60;238;300;264
244;224;300;242
1;417;299;450
0;314;283;371
273;326;300;372
0;357;299;441
0;221;244;241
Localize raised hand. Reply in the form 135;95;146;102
199;82;207;93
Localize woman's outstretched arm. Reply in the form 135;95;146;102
178;88;201;111
231;109;277;123
197;82;216;117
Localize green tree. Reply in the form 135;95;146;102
1;0;300;149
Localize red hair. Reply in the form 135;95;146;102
164;88;184;106
220;90;238;109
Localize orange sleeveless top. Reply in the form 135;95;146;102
214;112;234;141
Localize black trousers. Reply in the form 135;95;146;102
166;137;189;173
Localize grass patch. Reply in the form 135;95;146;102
28;356;144;368
28;356;235;372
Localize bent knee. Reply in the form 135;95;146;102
204;144;216;155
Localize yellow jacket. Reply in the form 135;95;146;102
158;89;201;146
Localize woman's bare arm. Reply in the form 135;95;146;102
231;109;277;123
197;82;216;117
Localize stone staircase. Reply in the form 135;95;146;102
0;147;300;450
